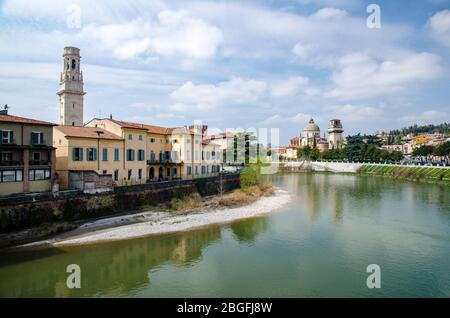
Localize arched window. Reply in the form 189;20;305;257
71;59;76;70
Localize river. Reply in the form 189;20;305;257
0;173;449;297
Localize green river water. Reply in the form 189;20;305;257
0;173;449;297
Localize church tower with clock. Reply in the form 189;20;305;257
58;47;86;126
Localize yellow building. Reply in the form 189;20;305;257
54;125;129;190
0;111;56;196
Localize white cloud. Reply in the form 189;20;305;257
271;76;309;97
149;10;224;59
428;10;450;47
326;104;383;122
400;110;448;123
292;42;313;59
327;52;442;100
77;10;223;60
79;20;152;60
170;77;268;110
261;113;312;125
311;8;347;20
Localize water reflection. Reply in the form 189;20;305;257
229;217;268;244
0;226;221;297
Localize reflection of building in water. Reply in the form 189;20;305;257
1;227;221;298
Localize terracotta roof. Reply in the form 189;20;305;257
202;140;221;146
0;114;56;126
205;132;235;140
108;119;150;131
55;126;123;140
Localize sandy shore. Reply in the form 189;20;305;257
20;190;290;248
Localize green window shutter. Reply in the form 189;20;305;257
30;133;36;145
10;131;14;144
103;148;108;161
72;148;76;161
93;148;97;161
79;148;83;161
132;150;135;161
114;148;119;161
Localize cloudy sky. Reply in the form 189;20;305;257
0;0;449;143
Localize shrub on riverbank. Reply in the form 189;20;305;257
170;193;203;211
219;183;275;207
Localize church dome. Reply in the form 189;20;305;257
303;118;320;132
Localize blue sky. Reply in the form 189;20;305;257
0;0;449;143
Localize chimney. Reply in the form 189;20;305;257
0;104;8;115
110;113;113;119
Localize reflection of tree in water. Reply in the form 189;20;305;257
411;182;450;220
0;226;221;297
229;217;268;244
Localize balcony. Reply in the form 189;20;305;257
147;159;183;165
0;160;23;167
29;160;51;166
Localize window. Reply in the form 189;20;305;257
186;150;191;161
212;165;216;173
126;149;135;161
173;139;178;143
71;59;76;70
32;152;41;161
1;130;13;144
150;150;155;162
206;166;209;174
159;151;163;162
195;139;200;144
195;166;199;175
1;152;13;161
195;151;199;161
0;170;22;182
166;167;170;177
30;132;44;145
138;169;142;180
165;151;170;161
128;134;133;140
2;170;16;182
201;166;205;174
160;139;163;143
72;148;83;161
206;151;211;160
138;149;145;161
166;139;169;144
138;135;143;141
114;170;119;182
212;151;216;158
150;138;155;143
102;148;108;161
29;169;50;181
128;169;132;180
187;166;192;176
86;148;97;161
187;139;191;144
114;148;120;161
172;168;177;177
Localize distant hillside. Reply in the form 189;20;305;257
389;123;449;136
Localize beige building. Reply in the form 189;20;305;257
0;110;56;196
54;126;127;190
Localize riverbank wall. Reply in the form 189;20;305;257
0;174;240;233
283;161;450;184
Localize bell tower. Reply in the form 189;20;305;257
58;47;85;126
328;119;344;150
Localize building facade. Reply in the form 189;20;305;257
0;111;56;196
